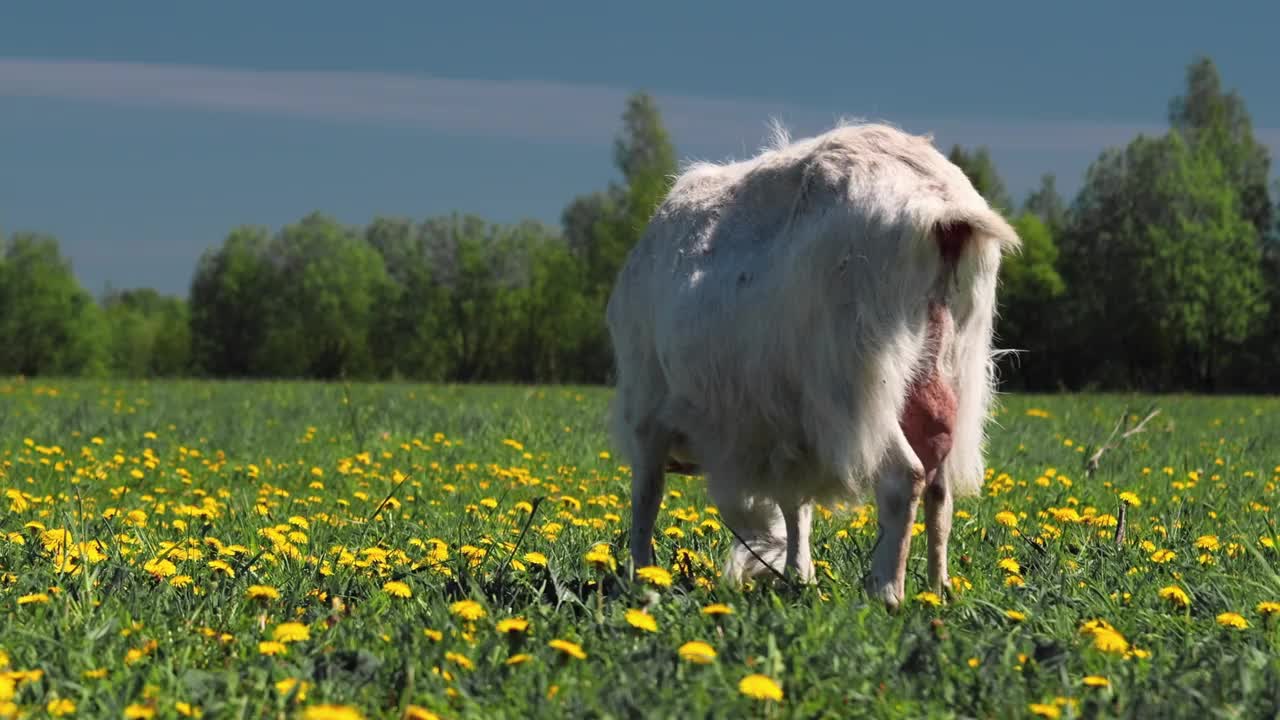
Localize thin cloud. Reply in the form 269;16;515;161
0;57;1274;160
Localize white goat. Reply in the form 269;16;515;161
605;120;1019;609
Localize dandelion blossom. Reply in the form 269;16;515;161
1216;612;1248;629
1027;704;1060;719
583;544;616;572
1082;675;1110;688
1158;586;1190;609
1090;628;1128;655
701;603;734;616
246;585;280;601
449;599;486;621
677;641;716;664
914;591;942;607
272;622;311;643
625;609;658;633
496;617;530;635
738;674;783;702
1256;601;1280;616
548;639;586;660
301;705;364;720
1005;610;1027;622
382;580;412;598
403;706;441;720
258;641;288;656
635;566;673;588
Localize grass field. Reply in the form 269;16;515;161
1;378;1278;719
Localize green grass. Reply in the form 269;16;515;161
1;378;1278;719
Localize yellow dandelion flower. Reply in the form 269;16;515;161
496;617;530;634
522;551;548;566
583;544;617;572
505;653;532;666
1158;585;1190;609
46;698;76;716
1118;492;1141;507
449;599;486;621
18;593;50;605
548;639;586;659
258;641;288;656
636;566;673;588
445;651;473;670
1090;627;1129;655
1194;535;1220;551
1005;610;1027;622
1082;675;1110;688
1216;612;1248;629
738;674;783;702
625;609;658;633
301;705;364;720
997;557;1020;574
1256;601;1280;616
1150;549;1176;563
995;511;1018;527
403;706;441;720
701;603;734;616
124;704;157;719
1028;703;1060;718
272;622;311;643
915;591;942;607
382;580;412;598
246;585;280;601
677;641;717;664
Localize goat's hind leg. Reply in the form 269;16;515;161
866;431;925;611
625;419;672;570
924;467;953;596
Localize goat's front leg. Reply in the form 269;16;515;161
781;501;815;584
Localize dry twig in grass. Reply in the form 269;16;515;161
1085;406;1162;477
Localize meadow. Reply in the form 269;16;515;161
1;378;1278;719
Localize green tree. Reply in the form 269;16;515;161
188;226;275;377
103;288;192;377
1168;56;1273;236
1058;131;1267;390
1022;174;1067;237
563;92;679;381
365;216;452;381
1136;135;1266;388
0;232;104;376
254;212;393;379
995;213;1067;389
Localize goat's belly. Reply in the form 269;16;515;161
899;372;956;475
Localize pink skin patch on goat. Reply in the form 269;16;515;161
899;302;957;478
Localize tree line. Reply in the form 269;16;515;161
1;56;1276;392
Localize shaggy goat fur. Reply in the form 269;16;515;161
606;120;1019;608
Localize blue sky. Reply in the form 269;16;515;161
2;1;1277;296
